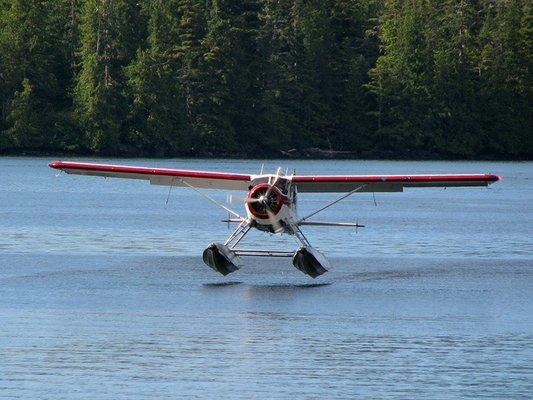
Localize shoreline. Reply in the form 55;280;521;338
1;149;529;162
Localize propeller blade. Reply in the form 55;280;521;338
228;195;259;204
267;209;283;233
228;195;245;204
266;169;282;197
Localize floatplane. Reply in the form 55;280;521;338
49;161;499;278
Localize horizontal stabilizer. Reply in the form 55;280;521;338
298;220;364;228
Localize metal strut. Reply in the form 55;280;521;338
298;184;367;223
293;225;311;247
224;219;251;248
177;178;243;219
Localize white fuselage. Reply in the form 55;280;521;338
244;174;298;234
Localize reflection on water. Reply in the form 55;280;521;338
246;282;332;292
260;282;332;288
0;158;532;399
203;281;243;287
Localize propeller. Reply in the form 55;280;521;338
267;209;284;233
265;168;282;198
230;168;287;233
266;169;284;233
228;195;259;204
228;194;244;204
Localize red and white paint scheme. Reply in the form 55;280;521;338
49;160;500;278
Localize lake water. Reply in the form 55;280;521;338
0;157;532;399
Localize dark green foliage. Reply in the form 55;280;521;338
74;0;147;155
0;0;531;159
6;78;46;148
0;0;76;152
126;0;195;156
368;0;531;159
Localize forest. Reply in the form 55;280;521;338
0;0;531;159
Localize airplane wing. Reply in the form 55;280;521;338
291;173;500;192
50;161;500;193
49;161;252;191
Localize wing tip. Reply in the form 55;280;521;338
49;160;62;169
487;174;501;183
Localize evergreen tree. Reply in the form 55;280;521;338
477;0;532;157
5;78;48;149
126;0;192;156
193;0;237;152
300;0;379;152
0;0;73;152
222;0;262;149
370;0;531;159
0;0;11;148
256;0;307;151
196;0;262;153
74;0;146;155
430;0;482;157
174;0;208;146
368;0;440;157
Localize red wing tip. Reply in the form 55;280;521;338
49;160;62;169
488;174;501;182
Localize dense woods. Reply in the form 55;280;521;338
0;0;531;159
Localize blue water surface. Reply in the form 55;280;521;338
0;157;532;399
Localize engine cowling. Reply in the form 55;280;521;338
246;183;288;219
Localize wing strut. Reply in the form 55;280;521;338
166;178;175;205
298;184;367;223
177;178;244;219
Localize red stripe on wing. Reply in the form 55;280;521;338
49;161;252;181
291;174;500;183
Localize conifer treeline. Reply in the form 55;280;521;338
0;0;530;158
